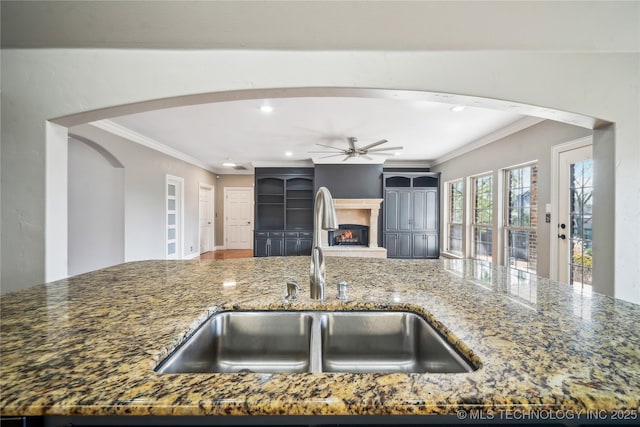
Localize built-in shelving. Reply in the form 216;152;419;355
254;168;314;256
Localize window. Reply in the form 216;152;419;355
504;164;538;273
446;180;464;255
471;174;493;262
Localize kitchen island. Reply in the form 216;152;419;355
1;257;639;425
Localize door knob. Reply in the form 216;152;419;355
558;234;566;240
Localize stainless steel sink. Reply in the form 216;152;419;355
156;310;477;374
320;311;475;373
156;311;312;374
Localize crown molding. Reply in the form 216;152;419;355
89;119;218;173
252;160;315;168
383;160;433;169
430;116;545;167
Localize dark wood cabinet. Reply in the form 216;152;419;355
254;231;285;257
254;168;314;257
383;172;440;259
284;231;313;256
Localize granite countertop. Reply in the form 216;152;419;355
1;257;639;418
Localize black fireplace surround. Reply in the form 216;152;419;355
328;224;369;246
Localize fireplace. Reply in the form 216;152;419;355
329;224;369;246
321;198;387;258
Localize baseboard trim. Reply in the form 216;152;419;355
183;253;200;260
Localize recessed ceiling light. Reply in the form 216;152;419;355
260;105;273;113
285;151;293;157
222;162;237;167
450;105;466;112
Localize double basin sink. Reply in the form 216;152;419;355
156;310;477;374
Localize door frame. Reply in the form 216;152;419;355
223;187;254;250
198;183;215;254
550;136;593;281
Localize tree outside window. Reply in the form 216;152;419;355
505;165;538;273
472;174;493;262
447;180;464;255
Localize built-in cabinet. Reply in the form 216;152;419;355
254;168;314;257
383;172;440;259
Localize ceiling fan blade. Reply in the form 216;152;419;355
358;139;388;151
366;146;404;152
308;150;343;153
315;143;345;152
362;155;375;161
317;153;349;159
368;152;395;156
342;155;351;162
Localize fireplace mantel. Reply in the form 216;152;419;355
322;198;387;258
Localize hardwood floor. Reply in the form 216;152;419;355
200;249;253;260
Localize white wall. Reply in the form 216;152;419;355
69;124;216;263
1;50;638;303
431;120;592;282
68;137;125;276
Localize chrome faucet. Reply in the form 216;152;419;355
310;187;338;300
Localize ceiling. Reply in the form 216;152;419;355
103;96;529;172
5;1;633;174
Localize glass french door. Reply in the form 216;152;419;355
166;175;184;259
557;145;593;288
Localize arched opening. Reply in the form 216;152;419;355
57;87;613;297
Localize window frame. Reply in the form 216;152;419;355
470;172;494;262
444;179;465;257
502;162;538;274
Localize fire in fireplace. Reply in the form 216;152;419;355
329;224;369;246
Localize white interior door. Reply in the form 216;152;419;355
557;144;593;288
225;188;253;250
199;185;214;254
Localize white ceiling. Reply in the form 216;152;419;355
105;96;528;172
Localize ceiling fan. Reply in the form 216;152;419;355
309;137;403;162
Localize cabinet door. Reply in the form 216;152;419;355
425;234;439;258
387;233;412;258
297;237;313;256
254;238;269;257
411;189;438;232
384;190;399;232
397;233;412;258
385;190;412;232
424;189;438;232
284;238;298;256
385;233;398;257
411;190;428;232
269;238;285;256
412;234;429;258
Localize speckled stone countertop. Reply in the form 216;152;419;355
1;257;639;418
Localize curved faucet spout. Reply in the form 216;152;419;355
310;187;338;300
